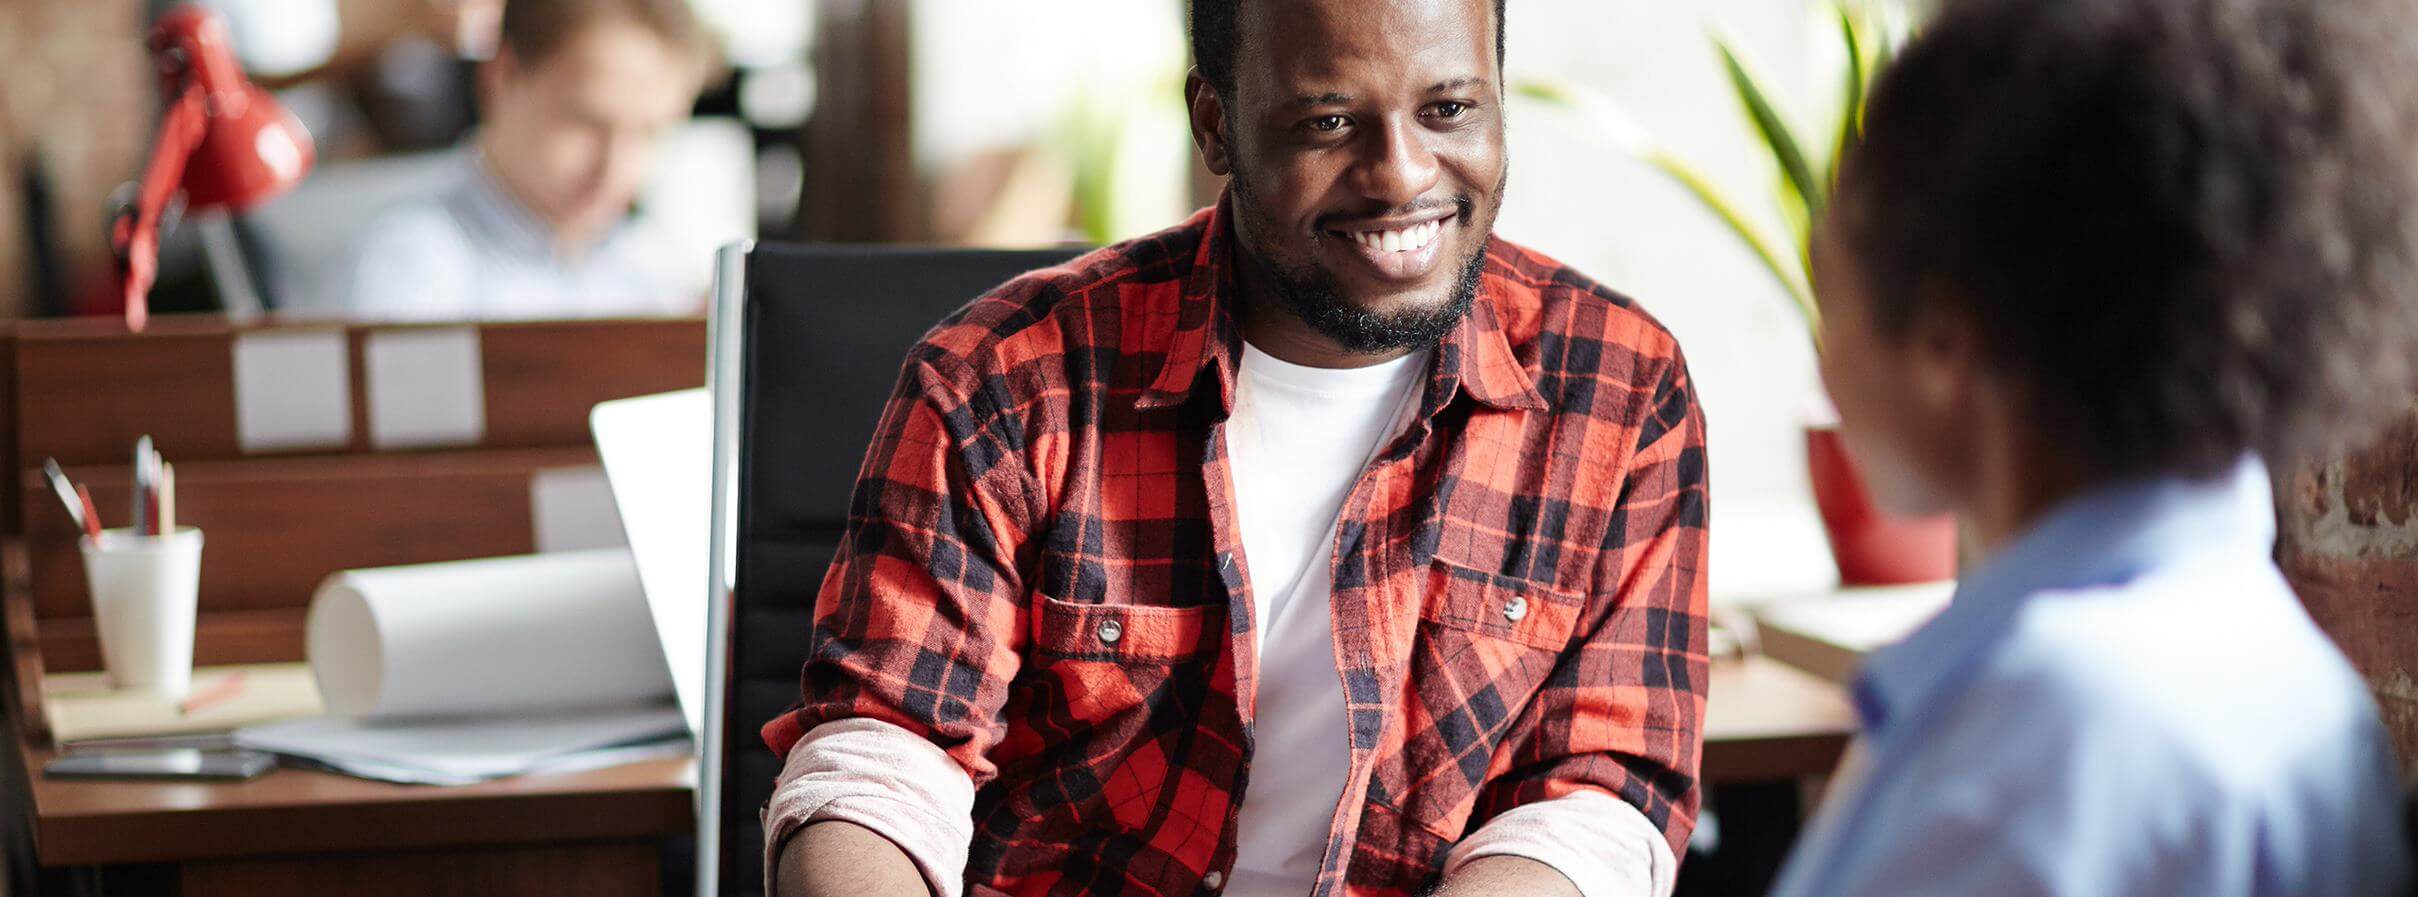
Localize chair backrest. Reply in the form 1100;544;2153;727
702;242;1085;897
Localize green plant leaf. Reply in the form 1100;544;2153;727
1643;151;1821;334
1833;2;1867;185
1513;77;1653;156
1872;9;1904;84
1513;79;1574;106
1509;72;1825;342
1714;34;1825;223
1776;160;1813;254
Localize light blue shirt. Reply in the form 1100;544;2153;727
339;148;696;322
1771;458;2409;897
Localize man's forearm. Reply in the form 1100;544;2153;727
777;821;935;897
1431;854;1583;897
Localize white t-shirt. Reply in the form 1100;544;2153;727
1223;342;1428;897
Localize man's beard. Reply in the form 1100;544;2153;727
1231;174;1492;355
1264;234;1487;355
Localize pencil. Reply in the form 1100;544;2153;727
133;436;154;536
159;462;175;535
75;485;102;542
178;669;247;716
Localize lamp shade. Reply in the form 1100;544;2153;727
152;4;315;210
178;81;313;210
113;4;317;331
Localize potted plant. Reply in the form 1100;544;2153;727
1518;1;1956;585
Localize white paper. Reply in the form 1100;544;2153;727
232;330;352;453
531;466;628;554
365;327;486;450
237;705;687;785
305;549;675;721
590;389;714;737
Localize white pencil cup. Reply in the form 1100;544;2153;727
79;527;204;697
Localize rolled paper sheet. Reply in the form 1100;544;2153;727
306;548;674;720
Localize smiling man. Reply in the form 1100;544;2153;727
762;2;1709;896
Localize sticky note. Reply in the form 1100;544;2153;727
531;466;629;553
232;330;353;453
365;328;487;450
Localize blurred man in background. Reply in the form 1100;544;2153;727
341;0;712;320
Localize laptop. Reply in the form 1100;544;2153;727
589;387;716;740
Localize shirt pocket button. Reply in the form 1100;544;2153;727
1203;871;1225;890
1097;619;1125;645
1503;596;1529;623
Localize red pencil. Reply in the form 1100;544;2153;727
74;485;102;541
179;670;248;716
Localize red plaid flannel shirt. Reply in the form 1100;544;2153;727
763;201;1709;896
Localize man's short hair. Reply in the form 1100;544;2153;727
498;0;715;68
1835;0;2418;479
1188;0;1508;96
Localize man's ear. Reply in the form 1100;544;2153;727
477;47;519;112
1186;69;1232;177
1906;301;1982;417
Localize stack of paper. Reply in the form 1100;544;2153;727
237;705;688;786
230;550;689;785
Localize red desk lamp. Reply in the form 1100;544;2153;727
111;4;315;332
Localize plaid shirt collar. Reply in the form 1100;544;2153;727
1135;199;1550;417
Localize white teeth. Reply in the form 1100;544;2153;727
1353;220;1443;254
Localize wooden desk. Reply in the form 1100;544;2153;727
12;657;1851;896
1703;654;1860;784
1684;655;1860;895
15;734;691;896
0;315;711;896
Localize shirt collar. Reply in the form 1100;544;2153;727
1853;455;2279;732
1135;196;1548;416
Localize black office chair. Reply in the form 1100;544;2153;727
701;242;1087;897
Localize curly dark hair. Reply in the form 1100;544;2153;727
1833;0;2418;479
1188;0;1508;96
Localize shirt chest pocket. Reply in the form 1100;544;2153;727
1020;596;1228;834
1418;556;1585;651
1027;596;1225;736
1375;556;1587;840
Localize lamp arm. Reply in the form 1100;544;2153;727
112;84;209;333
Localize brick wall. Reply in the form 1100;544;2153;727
2279;406;2418;762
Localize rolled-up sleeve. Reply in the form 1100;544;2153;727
760;353;1039;895
764;718;978;897
1446;788;1678;897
